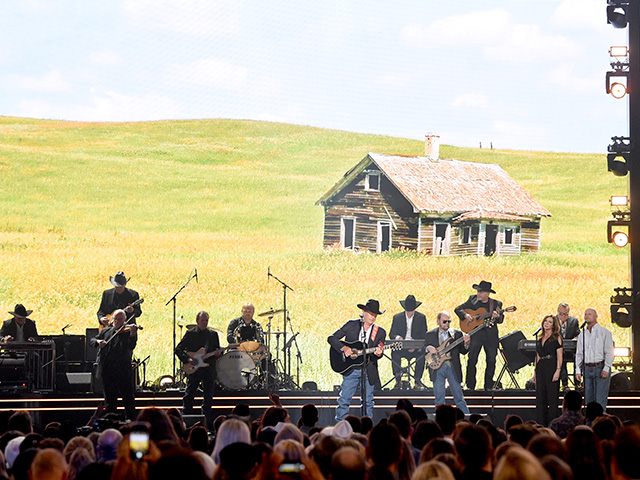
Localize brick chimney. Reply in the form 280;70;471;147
425;134;440;160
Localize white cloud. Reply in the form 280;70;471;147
14;91;183;122
89;49;122;68
403;8;581;63
452;93;489;108
550;0;607;31
545;64;601;95
11;70;72;93
169;57;248;91
122;0;240;37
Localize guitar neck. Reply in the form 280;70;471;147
441;323;486;352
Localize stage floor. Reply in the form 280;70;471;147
1;388;639;429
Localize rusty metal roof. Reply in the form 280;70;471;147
317;153;551;218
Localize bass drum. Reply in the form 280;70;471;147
216;350;257;390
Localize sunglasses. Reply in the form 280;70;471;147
442;320;451;324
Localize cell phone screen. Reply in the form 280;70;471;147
130;431;149;460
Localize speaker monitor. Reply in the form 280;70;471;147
499;330;535;372
56;373;93;393
610;371;632;391
43;335;85;363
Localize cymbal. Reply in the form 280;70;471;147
257;308;285;317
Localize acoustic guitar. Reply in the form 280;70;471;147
460;305;516;333
99;298;144;331
330;340;401;375
425;317;495;370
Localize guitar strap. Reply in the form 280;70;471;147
490;298;494;315
370;324;379;347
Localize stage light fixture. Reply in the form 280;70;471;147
613;230;630;247
611;287;633;328
611;195;629;207
607;71;629;98
611;82;628;98
608;153;630;176
610;46;629;57
608;4;628;29
614;346;631;357
154;375;174;390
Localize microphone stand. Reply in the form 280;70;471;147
267;270;294;379
165;270;197;385
360;317;369;418
579;319;587;409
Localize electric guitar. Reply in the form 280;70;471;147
182;347;227;375
99;298;144;331
330;340;402;375
425;318;496;370
460;305;516;333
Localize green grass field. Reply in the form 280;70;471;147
0;116;629;389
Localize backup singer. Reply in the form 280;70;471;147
575;308;614;410
557;302;579;390
389;294;428;389
90;309;138;420
226;303;264;345
425;311;470;413
454;280;503;390
1;304;39;342
328;299;386;422
97;271;142;327
175;311;221;424
533;314;563;426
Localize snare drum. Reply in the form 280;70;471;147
216;350;257;390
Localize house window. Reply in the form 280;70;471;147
504;228;514;245
460;225;479;245
341;218;356;250
365;172;380;191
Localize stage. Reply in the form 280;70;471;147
1;388;639;430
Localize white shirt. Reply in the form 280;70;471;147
405;312;414;341
575;323;614;375
360;323;373;344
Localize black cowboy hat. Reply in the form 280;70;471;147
399;294;422;311
8;304;32;318
109;271;129;287
472;280;496;294
357;299;385;315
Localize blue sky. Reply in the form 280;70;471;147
0;0;629;153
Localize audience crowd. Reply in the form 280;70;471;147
0;389;638;480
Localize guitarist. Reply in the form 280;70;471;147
97;271;142;328
174;311;221;425
425;311;470;414
327;299;386;422
454;280;504;391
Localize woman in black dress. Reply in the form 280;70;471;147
533;314;563;426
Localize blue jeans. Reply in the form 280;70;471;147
433;363;470;415
336;368;375;421
584;364;611;411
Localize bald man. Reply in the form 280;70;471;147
575;308;614;410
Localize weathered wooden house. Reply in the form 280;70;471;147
316;136;551;256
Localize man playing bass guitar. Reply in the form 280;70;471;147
454;280;504;391
327;299;386;422
174;311;221;426
425;311;470;414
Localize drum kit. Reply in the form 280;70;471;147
213;307;299;390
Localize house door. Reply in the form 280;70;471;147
485;225;499;256
341;218;356;250
377;222;391;253
434;223;450;255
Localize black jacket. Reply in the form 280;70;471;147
175;327;220;366
424;327;468;383
563;316;580;340
389;311;427;340
0;318;39;342
97;288;142;323
90;326;137;369
328;319;386;386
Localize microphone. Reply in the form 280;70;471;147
580;320;587;329
532;326;542;337
61;323;72;334
194;268;198;283
268;266;271;281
